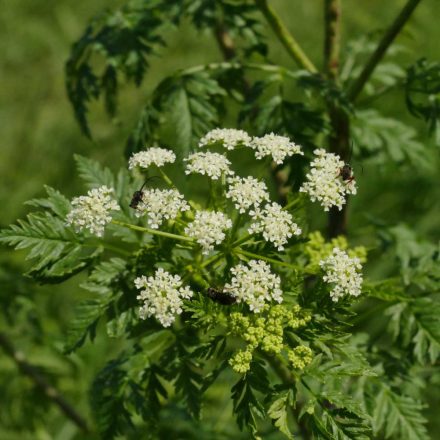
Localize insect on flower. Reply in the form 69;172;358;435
338;141;359;185
206;287;237;305
129;177;158;209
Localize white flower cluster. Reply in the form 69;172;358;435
135;268;194;327
199;128;252;150
251;133;303;164
249;202;302;250
319;247;363;302
184;152;233;180
128;148;176;170
185;210;232;254
299;149;357;211
134;188;190;229
226;176;270;213
66;186;120;237
225;260;283;312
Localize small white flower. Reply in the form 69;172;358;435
225;260;283;312
184;210;232;254
199;128;252;150
128;148;176;170
249;202;302;250
299;149;357;211
184;152;233;180
250;133;303;164
66;186;120;237
135;268;194;327
134;188;190;229
226;176;270;213
319;247;363;302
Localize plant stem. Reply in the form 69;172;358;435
157;167;174;188
324;0;350;238
324;0;341;81
254;0;318;73
234;248;299;271
111;219;193;243
0;332;90;433
347;0;423;102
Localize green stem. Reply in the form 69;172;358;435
234;248;299;271
255;0;318;73
228;214;242;244
347;0;423;101
156;167;175;188
200;252;223;269
231;233;253;248
111;220;193;243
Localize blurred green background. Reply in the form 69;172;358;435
1;0;439;438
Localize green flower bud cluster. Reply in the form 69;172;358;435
228;305;311;373
305;231;367;271
287;345;313;370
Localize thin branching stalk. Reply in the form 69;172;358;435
255;0;318;73
347;0;423;101
0;332;90;433
111;219;193;243
235;248;299;271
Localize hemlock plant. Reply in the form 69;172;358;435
2;0;440;439
0;132;433;439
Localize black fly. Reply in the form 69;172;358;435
206;287;236;305
129;177;158;209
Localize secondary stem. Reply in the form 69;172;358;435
235;248;299;271
0;332;90;432
111;219;193;243
254;0;318;73
347;0;423;101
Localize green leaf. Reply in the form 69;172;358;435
66;0;181;137
371;385;429;440
0;212;101;283
74;154;115;190
127;71;226;155
231;360;269;436
352;109;432;170
64;296;112;353
385;296;440;364
267;388;295;439
310;390;371;440
406;58;440;140
90;357;133;439
26;185;71;218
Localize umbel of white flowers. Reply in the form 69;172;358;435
300;148;357;211
319;247;363;301
64;128;362;326
65;186;120;237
